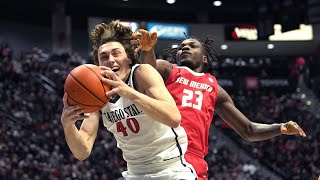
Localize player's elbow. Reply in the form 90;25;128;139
240;133;255;142
73;150;91;161
240;123;256;142
75;155;88;161
170;112;181;128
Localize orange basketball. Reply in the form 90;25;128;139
64;64;111;113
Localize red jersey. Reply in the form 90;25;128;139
165;65;218;160
165;65;218;179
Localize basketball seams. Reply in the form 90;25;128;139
67;94;101;111
69;72;106;104
64;64;110;113
84;65;109;102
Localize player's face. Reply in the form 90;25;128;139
98;41;132;81
176;38;206;72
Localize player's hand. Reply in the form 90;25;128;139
131;29;157;52
100;66;135;99
280;121;306;137
60;93;89;128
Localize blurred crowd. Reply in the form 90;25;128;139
212;54;320;179
0;44;124;180
304;56;320;98
1;43;319;180
214;88;320;179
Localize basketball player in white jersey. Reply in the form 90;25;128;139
60;20;197;179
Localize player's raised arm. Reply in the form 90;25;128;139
215;85;306;141
131;29;157;67
131;29;173;81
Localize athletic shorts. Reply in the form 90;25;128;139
122;159;197;180
185;152;208;180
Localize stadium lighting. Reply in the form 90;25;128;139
306;101;312;106
267;43;274;49
166;0;176;4
213;1;222;6
221;44;228;50
171;44;179;48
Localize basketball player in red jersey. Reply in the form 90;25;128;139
132;30;306;180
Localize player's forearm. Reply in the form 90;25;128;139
129;90;181;128
63;124;92;160
140;48;157;68
246;122;283;141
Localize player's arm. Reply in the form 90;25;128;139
140;46;157;68
61;93;100;160
133;64;181;127
101;64;181;128
215;85;306;142
131;29;157;68
131;29;173;81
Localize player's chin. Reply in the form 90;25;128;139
179;59;196;69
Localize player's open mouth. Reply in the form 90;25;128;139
112;67;120;72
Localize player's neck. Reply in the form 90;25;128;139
193;66;203;73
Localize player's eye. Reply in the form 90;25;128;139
100;56;109;61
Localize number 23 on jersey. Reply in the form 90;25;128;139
181;89;203;110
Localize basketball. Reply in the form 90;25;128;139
64;64;111;113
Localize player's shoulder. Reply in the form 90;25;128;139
176;66;206;77
136;63;153;69
156;59;172;71
156;59;171;66
133;64;161;84
134;64;157;75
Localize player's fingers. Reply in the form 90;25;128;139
105;88;117;98
300;131;307;137
73;113;89;120
289;121;306;137
135;46;142;53
99;66;111;70
62;93;69;108
151;32;158;40
293;122;300;131
100;69;117;80
73;106;84;114
138;29;149;35
65;105;82;115
99;67;111;79
297;126;306;137
131;33;142;39
286;121;295;130
101;77;119;87
130;39;140;45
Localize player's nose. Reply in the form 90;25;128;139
108;56;116;63
181;45;191;51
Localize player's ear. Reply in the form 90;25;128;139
128;58;132;65
202;55;208;64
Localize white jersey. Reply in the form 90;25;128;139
101;64;189;174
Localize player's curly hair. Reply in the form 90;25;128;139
163;36;219;73
90;20;138;65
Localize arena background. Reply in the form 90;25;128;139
1;0;320;179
